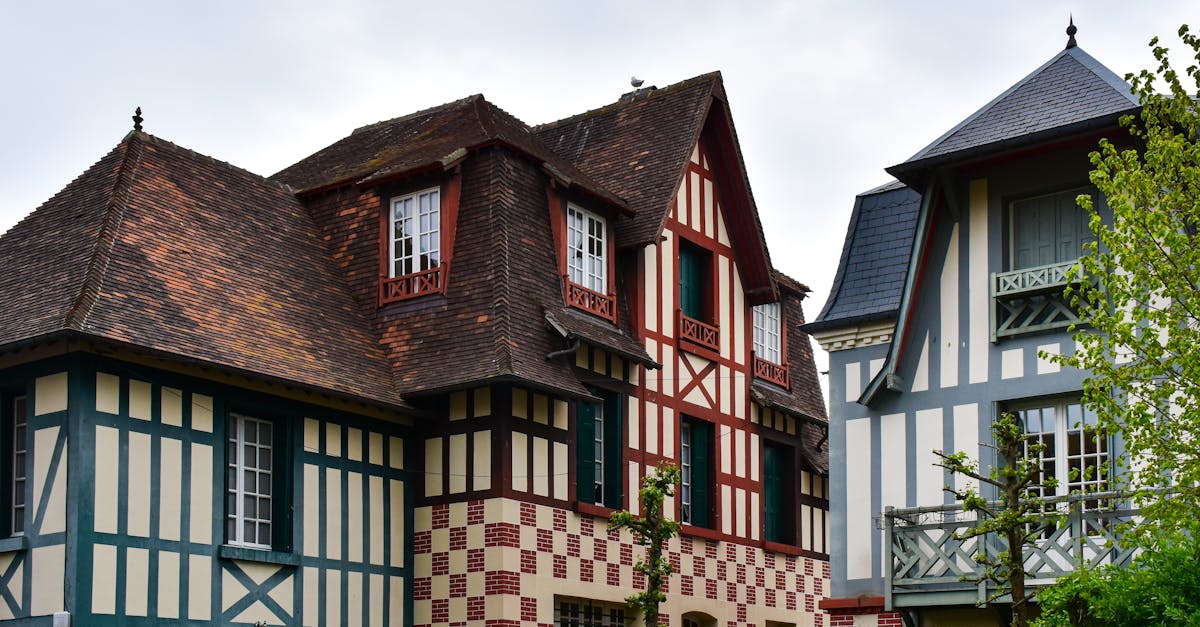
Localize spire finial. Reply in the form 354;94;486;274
1066;15;1077;49
132;106;143;132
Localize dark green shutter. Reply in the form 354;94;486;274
763;444;782;542
603;392;623;509
577;400;596;504
691;420;711;528
273;419;293;552
679;245;702;319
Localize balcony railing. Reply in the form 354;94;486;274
884;491;1139;610
991;259;1083;341
677;310;719;353
381;265;443;304
564;280;617;323
752;353;790;389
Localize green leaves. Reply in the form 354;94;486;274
608;462;682;626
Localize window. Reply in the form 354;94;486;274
679;417;712;527
1013;398;1109;504
753;302;782;364
4;394;26;537
1009;187;1094;271
567;204;607;293
678;239;710;321
555;598;626;627
763;441;794;543
227;413;289;550
577;390;622;509
390;187;441;278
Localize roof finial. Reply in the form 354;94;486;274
132;106;143;132
1066;15;1077;49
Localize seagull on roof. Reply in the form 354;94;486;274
631;76;644;88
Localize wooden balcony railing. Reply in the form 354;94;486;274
564;280;617;323
991;259;1084;341
752;353;790;389
884;491;1139;610
381;265;443;304
677;310;719;352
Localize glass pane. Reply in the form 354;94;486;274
244;470;256;494
227;518;237;542
244;445;256;468
244;495;256;519
259;497;272;520
244;520;256;544
261;447;272;470
260;522;271;546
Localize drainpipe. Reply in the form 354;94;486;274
546;338;581;361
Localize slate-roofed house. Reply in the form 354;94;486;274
805;24;1141;627
0;72;829;626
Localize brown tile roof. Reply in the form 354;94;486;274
273;95;626;211
0;132;405;409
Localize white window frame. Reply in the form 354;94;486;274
567;204;607;293
554;597;627;627
1013;398;1109;505
753;302;783;364
390;187;441;278
593;402;606;505
680;421;693;524
10;395;26;536
227;413;274;549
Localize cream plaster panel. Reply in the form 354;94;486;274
450;391;467;421
389;577;405;626
845;417;874;580
703;178;715;239
369;574;384;627
554;399;568;430
391;479;405;567
512;388;528;419
702;365;718;407
92;543;117;614
189;554;212;620
661;236;675;337
475;430;493;491
34;427;65;534
627;461;641;516
449;434;467;494
192;394;213;432
511;432;528;492
31;544;64;615
94;427;120;533
644;244;659;334
735;486;747;537
880;413;907;510
628;398;640;449
347;572;363;627
720;364;731;415
554;441;568;500
750;491;760;541
475;387;491;417
646;400;659;455
690;172;701;229
303;418;320;454
348;472;364;562
916;408;944;507
327;468;343;560
719;256;731;359
720;424;731;475
533;394;549;425
690;143;700;164
532;436;549;497
716;204;731;246
35;372;67;416
368;478;385;563
750;433;760;483
734;428;746;479
303;464;320;557
575;346;588;369
160;437;182;540
869;358;885;382
128;430;151;537
96;372;119;415
425;439;443;497
662;406;675;459
953;404;981;496
912;332;930;392
158;550;180;618
734;370;745;420
326;571;342;626
389;437;404;469
129;379;152;421
645;339;659;392
326;423;342;457
369;432;383;466
233;601;281;626
189;443;213;543
969;178;990;384
733;264;746;365
126;546;149;616
1038;342;1061;374
161;387;183;426
941;223;960;389
303;568;319;627
1001;348;1024;380
721;484;732;534
1;557;20;618
845;362;861;403
347;427;363;462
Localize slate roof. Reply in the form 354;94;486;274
0;132;404;408
892;45;1138;178
804;181;921;332
274;95;626;211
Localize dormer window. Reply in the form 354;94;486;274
563;204;616;322
382;186;443;303
752;302;790;388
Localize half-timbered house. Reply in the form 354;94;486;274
0;73;829;626
804;25;1141;627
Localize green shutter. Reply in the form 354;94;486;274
1012;189;1092;270
764;444;782;542
603;392;623;509
577;400;596;505
679;245;702;319
691;420;710;528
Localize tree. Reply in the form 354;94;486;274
1061;24;1200;540
608;463;682;627
934;412;1058;627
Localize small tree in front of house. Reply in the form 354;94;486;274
608;462;682;627
934;412;1059;627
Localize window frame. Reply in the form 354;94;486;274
1006;185;1094;272
679;416;712;528
225;411;292;553
389;186;442;279
752;302;783;364
1009;396;1110;504
2;392;27;538
566;203;608;294
554;597;627;627
576;389;623;509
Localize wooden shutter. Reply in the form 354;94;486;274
679;245;702;319
577;400;596;504
1012;189;1092;270
763;443;782;542
691;420;711;528
603;392;623;510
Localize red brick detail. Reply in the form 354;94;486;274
606;562;621;587
467;596;485;621
620;542;633;566
581;517;594;537
432;504;450;529
432;599;449;624
449;573;467;598
705;541;718;560
705;578;718;600
521;549;538;574
737;603;747;622
413;530;432;555
693;555;706;578
717;561;727;581
669;551;681;573
449;527;467;551
567;534;581;558
484;522;520;547
725;581;737;602
681;535;693;555
764;551;776;570
537;528;554;553
432;551;449;576
828;611;904;627
805;559;814;576
580;559;593;583
485;621;521;627
633;569;645;590
736;563;747;584
484;570;521;596
755;566;765;588
593;537;607;562
681;574;694;597
775;570;786;590
521;596;538;622
746;585;756;605
553;508;567;532
786;590;797;611
467;547;485;573
468;499;486;525
520;502;537;527
413;577;431;600
765;588;776;608
553;554;567;579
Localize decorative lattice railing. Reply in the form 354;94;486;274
564;280;617;323
991;259;1083;340
677;310;719;352
884;491;1139;609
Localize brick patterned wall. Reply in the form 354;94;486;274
827;609;903;627
413;498;829;626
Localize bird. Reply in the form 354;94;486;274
631;76;644;88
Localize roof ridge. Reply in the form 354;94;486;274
138;132;295;194
532;71;723;131
351;94;483;136
1065;45;1140;106
65;133;148;330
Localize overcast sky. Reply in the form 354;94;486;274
0;1;1192;391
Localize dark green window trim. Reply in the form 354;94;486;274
680;417;712;528
218;543;300;566
763;440;795;544
577;389;623;509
